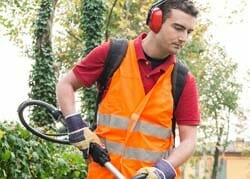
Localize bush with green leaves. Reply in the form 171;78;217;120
0;122;87;178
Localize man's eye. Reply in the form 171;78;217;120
175;26;183;31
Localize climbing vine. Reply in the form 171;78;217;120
79;0;105;124
29;0;58;126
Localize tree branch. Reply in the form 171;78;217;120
105;0;118;41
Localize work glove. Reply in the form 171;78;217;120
133;159;177;179
65;113;101;159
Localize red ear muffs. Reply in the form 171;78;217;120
148;7;163;33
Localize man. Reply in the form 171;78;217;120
56;0;200;178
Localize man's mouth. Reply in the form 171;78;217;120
172;43;182;49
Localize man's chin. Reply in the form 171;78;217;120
169;49;179;55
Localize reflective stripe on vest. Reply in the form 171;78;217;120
100;138;171;163
98;114;171;140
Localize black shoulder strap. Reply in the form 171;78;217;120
171;61;188;140
96;38;128;104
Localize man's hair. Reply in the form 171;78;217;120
159;0;199;22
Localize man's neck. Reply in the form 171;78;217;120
142;31;170;59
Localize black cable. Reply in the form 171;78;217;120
17;100;70;145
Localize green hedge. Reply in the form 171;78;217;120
0;122;87;179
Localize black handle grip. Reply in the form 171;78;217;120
89;143;110;166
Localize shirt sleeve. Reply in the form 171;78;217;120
174;72;201;126
72;42;110;87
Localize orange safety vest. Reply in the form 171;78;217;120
87;40;178;179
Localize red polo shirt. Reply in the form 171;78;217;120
73;33;200;126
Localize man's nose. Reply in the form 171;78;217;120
178;31;188;43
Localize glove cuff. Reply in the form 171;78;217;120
154;159;177;179
65;113;88;132
153;167;166;179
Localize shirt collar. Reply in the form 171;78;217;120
134;32;177;71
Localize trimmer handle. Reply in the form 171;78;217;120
89;143;125;179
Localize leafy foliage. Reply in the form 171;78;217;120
199;45;241;179
52;0;84;71
29;0;57;126
0;0;38;50
80;0;106;55
79;0;105;123
181;23;241;178
0;122;87;178
104;0;152;40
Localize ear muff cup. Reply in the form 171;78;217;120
147;7;163;33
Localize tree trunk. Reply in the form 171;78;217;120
79;0;105;124
211;127;223;179
29;0;58;126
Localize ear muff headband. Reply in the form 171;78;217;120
146;0;168;33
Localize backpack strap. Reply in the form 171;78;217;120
171;61;188;141
96;38;128;104
91;39;128;130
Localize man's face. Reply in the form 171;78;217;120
155;9;197;55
